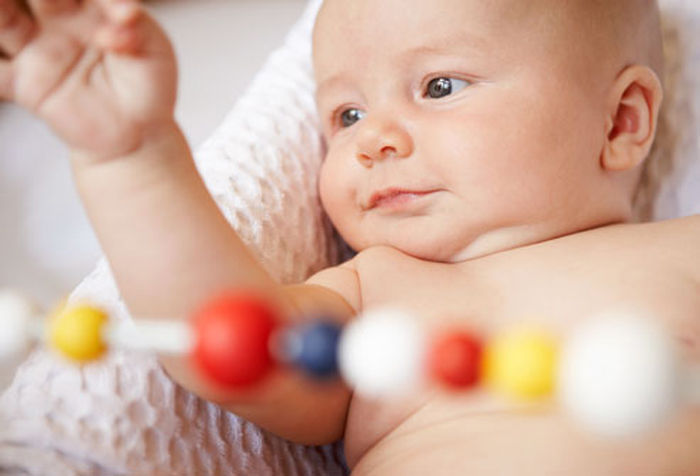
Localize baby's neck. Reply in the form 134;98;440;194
447;218;628;264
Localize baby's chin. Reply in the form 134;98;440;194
348;224;570;264
339;203;634;263
342;236;454;263
343;234;492;264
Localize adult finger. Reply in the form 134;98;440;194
0;0;36;57
26;0;80;21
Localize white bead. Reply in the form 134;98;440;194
558;310;681;439
0;290;38;390
339;308;426;398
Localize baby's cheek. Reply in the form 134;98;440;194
318;160;349;223
319;157;366;249
318;162;333;209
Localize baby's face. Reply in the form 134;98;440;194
313;0;625;262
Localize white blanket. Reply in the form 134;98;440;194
1;0;699;474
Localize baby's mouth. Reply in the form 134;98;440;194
367;188;440;210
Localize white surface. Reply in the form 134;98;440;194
161;0;309;147
0;0;307;307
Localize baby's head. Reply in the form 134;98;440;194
312;0;663;262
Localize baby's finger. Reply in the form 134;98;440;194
94;2;170;57
95;0;140;25
0;59;13;100
25;0;79;20
0;0;36;57
94;22;141;54
93;1;142;54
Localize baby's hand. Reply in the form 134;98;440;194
0;0;177;162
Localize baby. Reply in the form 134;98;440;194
1;0;699;473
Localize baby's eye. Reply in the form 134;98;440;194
338;108;366;128
425;77;471;99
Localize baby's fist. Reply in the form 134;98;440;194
0;0;178;161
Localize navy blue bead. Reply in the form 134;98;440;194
295;320;342;379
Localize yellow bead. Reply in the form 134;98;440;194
49;304;108;362
482;326;558;401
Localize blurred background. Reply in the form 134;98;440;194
0;0;308;306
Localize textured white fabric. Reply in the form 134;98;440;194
635;0;700;221
1;0;700;474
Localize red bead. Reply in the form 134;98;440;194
192;292;279;388
428;330;483;389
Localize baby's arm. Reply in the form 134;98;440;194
78;129;362;444
0;0;359;445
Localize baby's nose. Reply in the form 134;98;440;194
355;115;413;168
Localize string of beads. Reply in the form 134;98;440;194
1;289;696;440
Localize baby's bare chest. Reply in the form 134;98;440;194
355;244;697;335
343;243;700;469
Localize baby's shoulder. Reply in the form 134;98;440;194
626;213;700;241
602;214;699;244
576;214;700;271
652;213;700;245
638;214;700;280
304;258;364;314
304;246;421;313
541;215;700;307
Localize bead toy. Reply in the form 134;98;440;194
482;326;559;400
284;319;343;380
338;308;427;398
1;286;699;441
0;291;38;361
192;292;279;388
0;290;41;390
50;304;109;362
558;311;681;438
428;330;482;390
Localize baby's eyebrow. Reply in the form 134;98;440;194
401;32;489;60
315;32;487;100
315;75;354;102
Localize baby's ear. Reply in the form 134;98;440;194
601;65;663;172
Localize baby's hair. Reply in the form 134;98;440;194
536;0;663;82
557;0;664;218
593;0;663;79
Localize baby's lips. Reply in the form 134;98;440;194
366;187;440;209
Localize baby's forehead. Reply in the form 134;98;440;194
313;1;579;72
315;0;598;31
313;0;661;80
314;0;602;59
